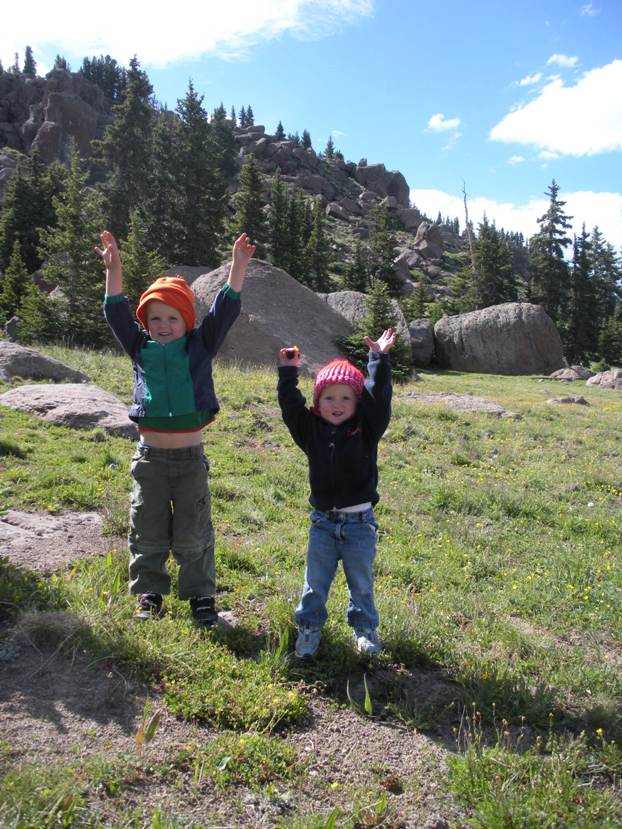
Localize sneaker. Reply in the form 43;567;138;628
295;625;322;658
354;628;382;655
135;592;163;620
189;596;217;626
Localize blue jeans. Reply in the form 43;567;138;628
295;508;379;630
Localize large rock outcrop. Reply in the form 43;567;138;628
0;383;135;436
0;341;88;383
434;303;564;375
192;260;353;371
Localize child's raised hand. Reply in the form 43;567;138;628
364;328;396;353
279;346;300;367
232;232;256;269
95;230;120;273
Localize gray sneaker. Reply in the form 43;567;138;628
295;625;322;658
354;628;382;655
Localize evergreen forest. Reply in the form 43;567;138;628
0;49;621;368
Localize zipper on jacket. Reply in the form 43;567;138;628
328;427;336;497
162;345;173;416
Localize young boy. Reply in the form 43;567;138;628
277;329;396;657
97;230;255;624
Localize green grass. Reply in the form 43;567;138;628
1;345;622;825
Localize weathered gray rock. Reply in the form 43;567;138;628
586;369;622;390
413;222;444;260
192;259;352;372
408;319;435;367
353;163;410;207
0;383;135;436
434;303;564;375
400;391;518;417
549;366;594;381
4;317;20;342
546;395;589;405
320;290;410;343
0;341;88;383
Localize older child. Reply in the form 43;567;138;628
97;230;255;624
277;329;396;657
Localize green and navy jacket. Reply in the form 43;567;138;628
277;351;392;510
104;285;240;432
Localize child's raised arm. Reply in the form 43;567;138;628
227;232;256;293
95;230;122;296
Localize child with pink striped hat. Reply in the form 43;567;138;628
277;328;396;658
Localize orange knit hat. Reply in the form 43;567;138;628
135;276;196;333
312;359;365;411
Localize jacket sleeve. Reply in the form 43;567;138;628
360;351;392;440
199;285;241;355
103;295;145;357
277;365;313;452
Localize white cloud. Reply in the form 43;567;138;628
1;0;373;67
517;72;542;87
410;187;622;249
546;53;579;68
427;113;461;132
508;155;526;165
580;3;599;16
489;60;622;156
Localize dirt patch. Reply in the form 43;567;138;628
398;391;519;418
0;509;124;573
0;510;465;827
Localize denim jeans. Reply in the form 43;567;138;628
128;444;215;599
295;508;379;630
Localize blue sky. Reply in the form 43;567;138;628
4;0;622;248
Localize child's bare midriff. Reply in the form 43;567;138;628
139;429;205;448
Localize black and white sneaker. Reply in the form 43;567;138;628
134;592;163;621
189;596;217;626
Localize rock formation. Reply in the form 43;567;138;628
434;302;564;375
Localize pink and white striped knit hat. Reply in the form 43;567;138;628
312;359;365;411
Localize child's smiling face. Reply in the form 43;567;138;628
317;382;358;425
145;300;187;343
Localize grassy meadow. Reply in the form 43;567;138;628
1;343;621;827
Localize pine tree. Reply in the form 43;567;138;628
342;242;369;292
229;154;267;258
302;129;312;149
246;105;254;126
591;226;621;323
0;151;65;274
304;199;330;291
230;105;237;126
528;179;572;322
0;240;29;321
98;55;154;238
598;316;622;366
325;135;335;159
81;55;126;102
119;209;166;309
210;102;237;180
368;204;400;296
472;216;516;308
38;145;106;346
53;55;69;70
238;106;247;128
268;169;289;271
275;120;285;140
142;108;179;262
401;277;427;320
23;46;36;76
17;282;62;344
565;225;598;362
286;189;306;283
9;53;20;74
173;81;226;266
337;279;412;382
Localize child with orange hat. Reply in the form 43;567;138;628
277;328;396;658
97;230;255;624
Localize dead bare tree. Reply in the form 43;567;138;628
462;180;476;269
